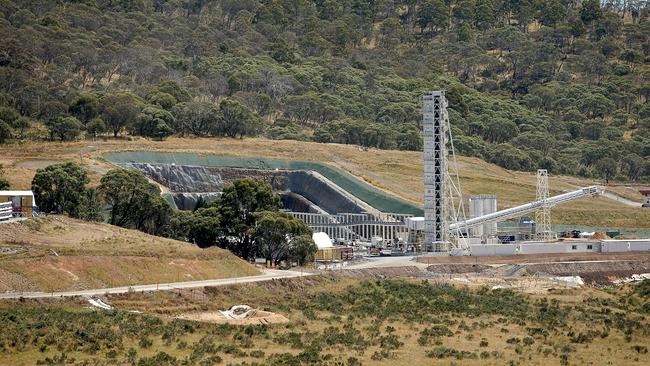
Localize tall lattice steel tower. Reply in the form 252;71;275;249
422;91;466;252
535;169;552;240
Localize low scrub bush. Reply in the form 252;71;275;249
426;346;478;360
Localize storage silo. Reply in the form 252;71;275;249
468;195;497;238
469;197;483;237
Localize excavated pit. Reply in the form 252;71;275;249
128;163;368;213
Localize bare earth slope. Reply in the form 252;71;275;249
0;216;259;292
1;138;648;230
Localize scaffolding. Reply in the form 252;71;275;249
422;91;466;252
535;169;554;240
285;211;412;243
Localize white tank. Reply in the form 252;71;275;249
468;195;497;237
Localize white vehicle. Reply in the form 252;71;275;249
379;249;392;256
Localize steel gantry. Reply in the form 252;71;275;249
535;169;554;240
285;211;412;243
422;91;467;251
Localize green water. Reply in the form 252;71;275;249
104;151;423;216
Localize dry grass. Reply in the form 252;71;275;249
0;137;648;229
0;216;259;292
2;276;647;366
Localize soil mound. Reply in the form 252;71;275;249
334;266;426;279
426;264;492;274
591;231;609;240
176;309;289;325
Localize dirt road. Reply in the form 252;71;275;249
602;190;642;207
4;251;648;299
0;269;312;299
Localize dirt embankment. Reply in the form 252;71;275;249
176;309;289;325
520;261;650;285
420;259;650;286
427;264;493;273
331;266;427;279
0;216;258;292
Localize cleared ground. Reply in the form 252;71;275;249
0;216;259;292
0;137;648;229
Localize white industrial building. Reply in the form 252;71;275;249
468;239;650;256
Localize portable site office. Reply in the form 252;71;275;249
0;191;37;218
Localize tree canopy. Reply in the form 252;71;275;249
0;165;10;190
31;162;90;218
0;0;648;181
98;168;172;235
27;163;318;265
216;178;282;260
253;210;312;265
170;178;316;264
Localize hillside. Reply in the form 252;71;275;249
1;275;649;366
0;0;648;183
1;138;649;230
0;216;259;292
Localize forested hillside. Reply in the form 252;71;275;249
0;0;649;181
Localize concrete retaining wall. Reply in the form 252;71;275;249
172;192;221;211
130;163;225;192
518;241;601;254
280;192;327;214
602;240;650;253
630;241;650;251
469;244;518;256
468;240;637;256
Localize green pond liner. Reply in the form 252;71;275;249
104;151;424;216
161;193;178;210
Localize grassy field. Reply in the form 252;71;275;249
0;275;648;366
0;216;259;292
1;137;648;230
